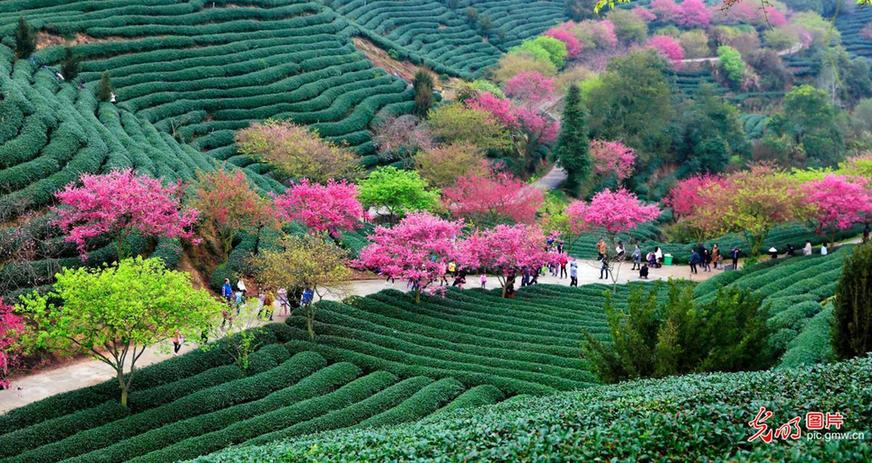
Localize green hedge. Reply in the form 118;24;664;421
353;377;466;428
778;306;835;369
423;384;504;422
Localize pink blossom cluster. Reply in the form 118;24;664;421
633;7;657;22
457;224;561;276
715;2;786;27
646;35;685;68
518;107;560;144
468;92;518;127
54;169;199;259
592;20;618;48
677;0;711;27
802;175;872;233
443;171;544;224
468;92;559;144
0;298;26;389
503;71;556;105
273;179;365;237
663;174;727;218
567;188;661;234
590;140;636;181
545;26;582;57
650;0;682;22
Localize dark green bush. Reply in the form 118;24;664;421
833;244;872;359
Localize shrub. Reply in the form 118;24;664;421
833;244;872;359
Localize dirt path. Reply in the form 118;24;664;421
0;259;716;413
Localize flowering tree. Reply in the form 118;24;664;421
684;166;804;260
190;170;275;260
55;169;199;260
647;35;684;68
273;179;365;238
372;115;434;164
633;7;657;22
590;140;636;181
650;0;681;22
802;175;872;243
678;0;711;27
356;213;462;302
443;171;544;225
415;143;488;188
503;71;556;106
567;188;660;285
663;174;726;218
459;224;561;297
468;92;518;127
0;298;25;390
545;26;582;57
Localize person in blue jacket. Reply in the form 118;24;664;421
221;278;233;303
689;249;701;275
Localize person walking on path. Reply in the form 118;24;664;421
712;244;720;270
821;242;828;256
616;241;625;260
654;247;663;268
222;278;233;303
569;260;578;287
731;247;741;270
480;273;487;289
803;241;813;256
596;239;607;261
172;330;183;355
559;254;568;279
631;244;642;270
768;247;778;260
599;258;610;280
639;262;649;279
237;278;247;298
689;249;700;275
702;248;712;272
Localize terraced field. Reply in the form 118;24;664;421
457;0;565;48
0;0;415;160
2;243;855;461
837;6;872;60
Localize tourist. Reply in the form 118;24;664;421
559;254;568;279
172;330;183;355
569;259;578;287
447;261;457;276
259;291;274;321
768;247;778;260
821;242;828;256
639;262;649;279
452;271;466;288
221;278;233;303
480;273;487;289
631;244;642;270
557;240;564;253
234;290;243;314
731;247;741;270
786;244;796;257
646;251;657;267
654;247;663;268
277;288;290;317
702;248;712;272
712;244;720;269
301;287;314;306
596;238;607;261
616;241;625;260
689;248;700;275
521;267;530;287
439;262;449;286
237;278;247;297
599;258;609;280
530;267;540;285
803;241;813;256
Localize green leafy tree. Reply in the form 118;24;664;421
765;85;845;168
427;103;511;152
17;257;223;407
358;166;439;223
555;84;591;192
14;17;36;59
412;69;434;117
60;47;82;80
832;244;872;360
672;84;748;175
717;46;745;88
252;235;350;338
97;71;113;102
565;0;597;20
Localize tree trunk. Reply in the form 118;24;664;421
117;369;128;408
306;314;314;339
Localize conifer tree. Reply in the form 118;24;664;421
555;84;591;193
97;71;113;102
412;69;434;117
833;244;872;359
14;17;36;59
60;47;82;80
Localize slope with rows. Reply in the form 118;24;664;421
837;5;872;60
0;0;415;160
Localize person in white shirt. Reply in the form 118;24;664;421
821;242;828;256
803;241;812;256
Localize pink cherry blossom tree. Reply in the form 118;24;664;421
443;171;544;225
678;0;711;27
647;35;684;68
458;224;562;297
273;179;366;238
54;169;199;260
590;140;637;182
356;213;463;303
663;174;727;218
802;175;872;244
468;92;518;128
567;188;660;285
663;174;726;218
651;0;682;23
0;298;26;390
503;71;556;106
633;7;657;22
545;27;582;57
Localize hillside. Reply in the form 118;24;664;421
0;245;857;462
193;356;872;462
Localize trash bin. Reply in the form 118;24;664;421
663;254;673;266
